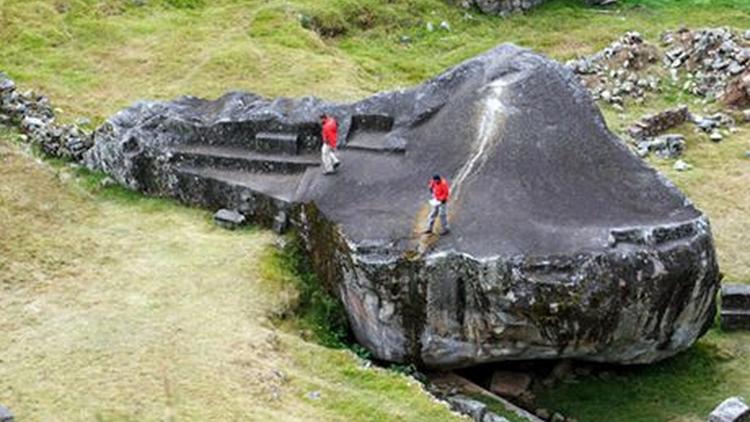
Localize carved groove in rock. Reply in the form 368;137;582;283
85;44;720;369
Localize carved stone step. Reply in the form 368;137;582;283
720;309;750;331
254;131;300;155
173;166;303;227
172;145;319;174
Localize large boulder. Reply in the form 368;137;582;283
85;44;719;369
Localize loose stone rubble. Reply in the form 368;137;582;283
0;72;93;160
567;28;750;111
662;28;750;101
566;32;661;108
85;43;720;369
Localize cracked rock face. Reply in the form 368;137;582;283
85;44;720;369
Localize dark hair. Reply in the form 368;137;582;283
432;174;441;181
319;114;327;120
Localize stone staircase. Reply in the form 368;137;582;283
169;130;319;226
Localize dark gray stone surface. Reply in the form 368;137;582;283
84;44;720;369
708;397;750;422
721;284;750;331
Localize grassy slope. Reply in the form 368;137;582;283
1;0;749;421
0;132;458;421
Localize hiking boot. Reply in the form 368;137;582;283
440;229;451;236
333;161;341;169
422;228;433;234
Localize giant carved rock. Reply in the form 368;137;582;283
85;44;720;369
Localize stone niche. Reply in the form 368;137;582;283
85;44;720;369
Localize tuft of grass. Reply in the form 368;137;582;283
260;236;351;349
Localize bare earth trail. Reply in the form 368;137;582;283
0;137;457;421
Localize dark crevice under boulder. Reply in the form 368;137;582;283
84;43;720;369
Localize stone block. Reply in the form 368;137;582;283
213;209;246;230
708;397;750;422
254;132;299;155
722;284;750;310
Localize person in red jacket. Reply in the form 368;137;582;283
319;114;341;175
424;174;450;235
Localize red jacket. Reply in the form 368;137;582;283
429;178;450;203
322;117;337;148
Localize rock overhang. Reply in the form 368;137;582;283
84;43;720;369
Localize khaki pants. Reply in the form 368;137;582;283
426;202;449;232
321;143;340;173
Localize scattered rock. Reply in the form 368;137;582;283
440;21;451;31
306;391;321;400
213;209;246;230
482;413;511;422
708;396;750;422
662;28;750;101
742;109;750;122
447;395;487;421
551;413;566;422
490;371;532;399
633;132;686;159
100;176;117;188
567;32;661;108
426;22;434;32
673;159;692;171
710;131;724;142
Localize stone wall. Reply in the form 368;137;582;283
0;72;92;160
459;0;613;16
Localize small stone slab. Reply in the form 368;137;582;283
708;397;750;422
0;404;13;422
213;209;246;230
722;284;750;310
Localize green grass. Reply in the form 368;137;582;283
0;132;458;421
536;329;750;422
2;0;750;420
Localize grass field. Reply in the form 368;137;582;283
1;0;749;420
0;131;459;421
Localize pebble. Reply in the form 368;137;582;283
710;131;723;142
673;159;692;171
439;21;450;31
306;391;321;400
